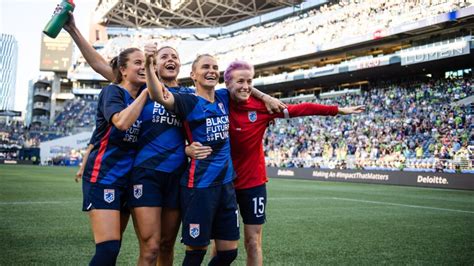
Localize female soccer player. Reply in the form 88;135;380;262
64;14;283;266
146;53;241;266
81;47;149;265
187;60;365;266
64;15;191;265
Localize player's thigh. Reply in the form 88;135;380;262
161;207;181;242
131;207;162;240
89;209;122;243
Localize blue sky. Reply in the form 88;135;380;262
0;0;97;113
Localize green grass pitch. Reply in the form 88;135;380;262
0;165;473;265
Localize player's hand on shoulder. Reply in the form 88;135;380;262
185;142;213;160
264;95;287;114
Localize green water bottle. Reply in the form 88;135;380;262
43;0;75;38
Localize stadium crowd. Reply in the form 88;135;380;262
0;98;97;151
83;0;473;77
265;77;473;173
2;75;472;172
3;1;474;171
53;98;97;130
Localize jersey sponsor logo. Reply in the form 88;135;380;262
152;102;182;126
190;223;200;238
133;184;143;199
218;102;226;114
205;116;230;142
248;111;257;122
104;189;115;203
123;119;142;143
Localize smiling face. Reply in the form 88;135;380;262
191;55;219;90
226;69;253;102
156;47;181;83
119;50;146;85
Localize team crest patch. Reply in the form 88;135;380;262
190;224;200;239
248;111;257;122
104;189;115;203
133;184;143;199
218;102;226;114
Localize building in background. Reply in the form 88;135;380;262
0;34;18;111
30;32;75;125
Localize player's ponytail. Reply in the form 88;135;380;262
109;56;120;83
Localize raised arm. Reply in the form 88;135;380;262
63;12;115;82
281;103;365;118
145;50;175;111
110;89;149;131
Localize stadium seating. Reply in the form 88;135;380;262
5;1;474;170
264;76;473;172
84;0;472;77
0;98;96;150
3;76;472;171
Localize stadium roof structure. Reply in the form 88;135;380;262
94;0;303;28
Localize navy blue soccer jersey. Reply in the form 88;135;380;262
133;86;194;174
82;84;142;187
172;89;235;188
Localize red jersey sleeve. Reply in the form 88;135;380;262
272;103;339;119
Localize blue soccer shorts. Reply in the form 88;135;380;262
180;182;240;246
128;167;180;209
82;180;129;212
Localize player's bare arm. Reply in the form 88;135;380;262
63;12;115;82
111;89;149;131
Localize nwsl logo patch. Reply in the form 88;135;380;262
190;224;200;238
218;103;226;114
104;189;115;203
134;184;143;199
248;111;257;122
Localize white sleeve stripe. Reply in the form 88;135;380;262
283;109;290;119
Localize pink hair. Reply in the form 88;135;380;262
223;60;254;82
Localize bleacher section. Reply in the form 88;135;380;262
77;0;473;79
264;77;473;172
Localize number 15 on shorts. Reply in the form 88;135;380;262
252;197;265;217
